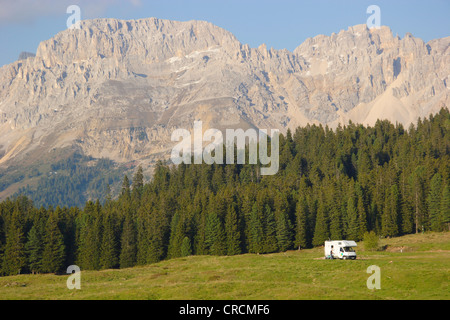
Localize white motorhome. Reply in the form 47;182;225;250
324;240;357;260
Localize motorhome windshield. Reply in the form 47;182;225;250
343;247;355;252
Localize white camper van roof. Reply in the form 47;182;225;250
326;240;357;247
341;240;357;247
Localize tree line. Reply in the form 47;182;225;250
0;108;449;275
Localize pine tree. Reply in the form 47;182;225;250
76;201;102;270
205;211;226;255
409;167;426;233
400;171;414;235
427;174;443;231
132;166;144;204
312;200;329;247
401;177;414;235
441;184;450;232
2;210;26;275
247;203;263;253
63;207;79;267
382;185;400;237
264;205;278;253
167;211;186;259
225;204;241;255
121;175;131;201
25;225;43;274
25;211;46;274
211;165;225;193
357;195;368;240
0;213;4;269
120;214;137;268
135;214;147;266
346;194;359;240
239;189;255;252
99;213;118;269
329;207;343;241
276;209;292;252
295;195;309;249
193;196;208;256
41;212;66;273
146;201;168;263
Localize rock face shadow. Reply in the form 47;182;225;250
393;57;401;79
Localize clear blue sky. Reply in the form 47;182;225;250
1;0;449;67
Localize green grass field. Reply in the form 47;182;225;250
0;232;448;300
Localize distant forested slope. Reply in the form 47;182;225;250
11;153;126;208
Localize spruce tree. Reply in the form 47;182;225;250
346;195;359;240
295;195;309;249
194;204;208;256
401;181;414;235
312;200;329;247
132;166;144;204
99;213;118;269
427;174;443;231
0;214;4;270
121;175;131;201
276;209;292;252
409;167;426;233
146;203;167;263
441;184;450;232
41;212;66;274
25;212;46;274
329;207;343;241
205;211;226;255
136;209;150;266
25;225;43;274
225;204;241;255
264;205;278;253
247;203;264;253
400;171;414;235
120;214;137;268
167;211;186;259
382;185;400;237
357;195;368;240
77;201;102;270
2;210;26;275
63;207;79;267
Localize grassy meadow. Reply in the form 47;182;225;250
0;232;448;300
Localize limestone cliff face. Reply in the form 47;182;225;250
0;18;448;168
293;25;449;125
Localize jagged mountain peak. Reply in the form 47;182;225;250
35;17;241;68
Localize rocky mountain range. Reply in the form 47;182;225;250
0;18;448;199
